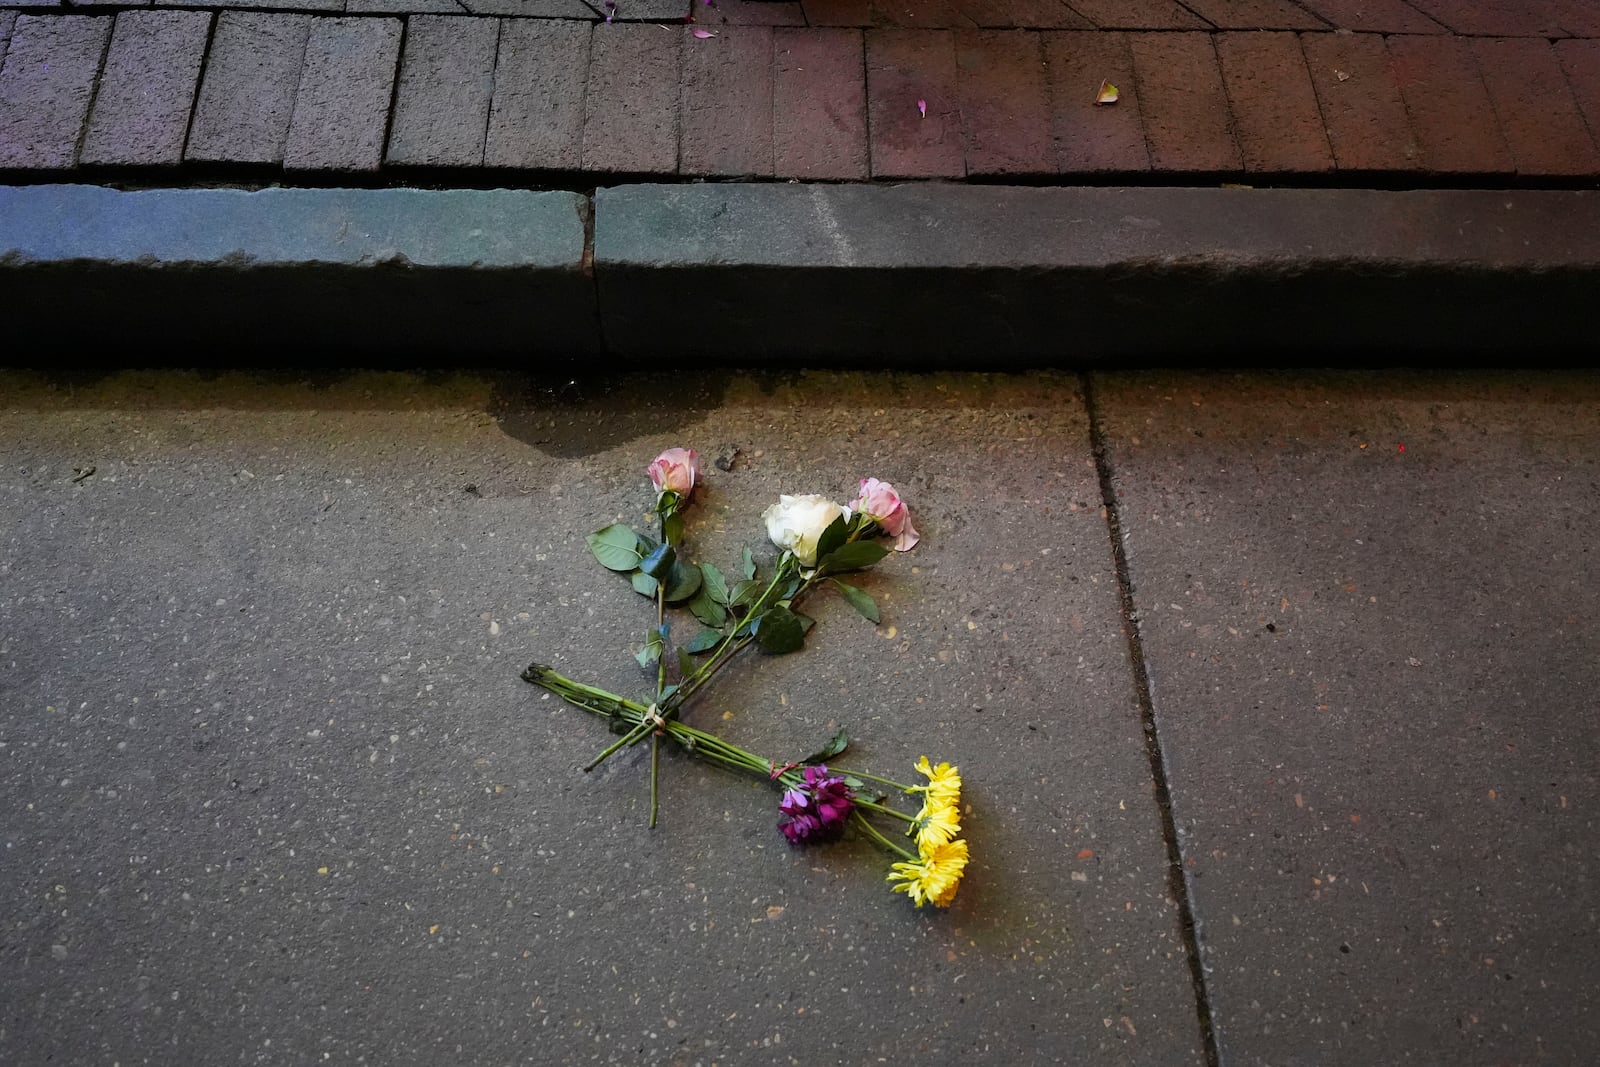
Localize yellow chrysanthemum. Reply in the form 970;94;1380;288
912;795;962;850
914;756;962;802
886;838;970;908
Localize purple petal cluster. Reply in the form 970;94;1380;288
777;765;855;845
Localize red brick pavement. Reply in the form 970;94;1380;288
285;16;403;171
1387;33;1512;174
1215;30;1332;174
1303;31;1422;172
956;29;1051;176
773;25;867;179
1044;31;1148;173
1130;31;1240;172
81;11;209;167
866;27;963;178
0;0;1597;182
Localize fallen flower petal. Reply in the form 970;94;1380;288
692;27;716;38
917;98;927;118
1096;81;1119;105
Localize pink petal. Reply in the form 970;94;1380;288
892;516;920;553
692;27;716;37
917;98;927;118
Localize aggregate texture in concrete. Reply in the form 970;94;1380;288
1091;372;1600;1065
0;370;1205;1065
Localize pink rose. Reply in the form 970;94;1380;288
851;477;919;552
648;448;698;497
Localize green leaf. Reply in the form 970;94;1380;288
729;578;763;608
818;540;889;574
754;605;806;654
741;545;757;581
831;579;880;624
688;586;727;628
842;776;865;790
661;511;684;546
639;543;676;580
676;646;696;680
634;627;664;668
814;514;849;566
683;628;722;654
664;561;702;604
801;729;850;765
588;524;646;572
795;611;815;634
631;570;659;597
701;562;730;606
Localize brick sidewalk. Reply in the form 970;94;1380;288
0;1;1598;181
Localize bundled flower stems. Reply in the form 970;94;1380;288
522;449;971;909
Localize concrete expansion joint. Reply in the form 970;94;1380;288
1083;370;1220;1067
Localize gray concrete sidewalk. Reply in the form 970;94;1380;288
1;370;1596;1065
1092;373;1600;1065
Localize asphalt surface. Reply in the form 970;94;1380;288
1;370;1596;1065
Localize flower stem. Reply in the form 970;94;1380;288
583;718;653;772
649;730;661;828
665;525;870;716
651;511;670;826
528;667;913;836
667;561;826;714
666;559;792;711
851;810;918;861
855;798;915;822
669;632;753;709
523;663;650;716
843;769;919;793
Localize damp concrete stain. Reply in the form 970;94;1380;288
486;372;736;459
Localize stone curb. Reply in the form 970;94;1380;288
4;182;1599;363
0;184;598;358
595;184;1600;362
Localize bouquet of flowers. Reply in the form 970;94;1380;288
523;449;970;909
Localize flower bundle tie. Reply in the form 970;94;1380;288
523;448;971;909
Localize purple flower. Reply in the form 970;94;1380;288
777;765;855;844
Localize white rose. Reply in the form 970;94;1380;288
762;494;846;567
